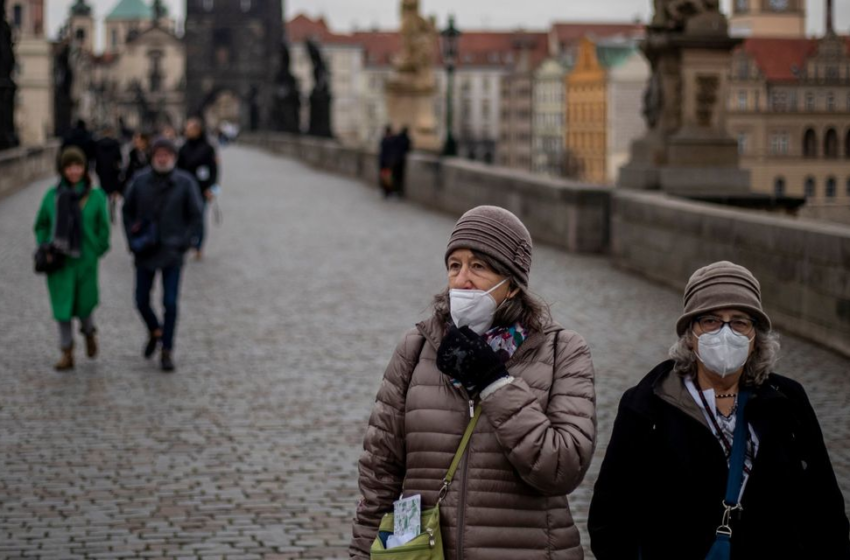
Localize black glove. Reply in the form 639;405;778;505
436;325;509;396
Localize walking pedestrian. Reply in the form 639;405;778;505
33;147;110;371
61;119;97;168
391;126;411;197
177;117;218;260
350;205;597;559
122;137;203;372
378;125;395;198
94;126;124;221
588;261;850;560
123;131;150;190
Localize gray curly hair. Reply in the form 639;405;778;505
669;325;781;387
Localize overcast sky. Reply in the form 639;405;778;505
46;0;850;45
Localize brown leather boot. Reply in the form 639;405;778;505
54;345;74;371
84;328;98;358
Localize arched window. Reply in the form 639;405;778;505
774;177;785;197
824;128;839;158
805;177;816;198
825;177;836;199
803;128;817;158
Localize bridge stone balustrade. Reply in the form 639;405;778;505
0;141;61;201
241;132;850;358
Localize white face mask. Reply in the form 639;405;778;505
449;278;509;335
694;325;753;377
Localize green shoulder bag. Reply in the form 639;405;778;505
370;404;482;559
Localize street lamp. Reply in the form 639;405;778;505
440;15;460;157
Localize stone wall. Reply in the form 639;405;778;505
242;132;850;357
242;132;610;254
0;141;61;201
613;190;850;357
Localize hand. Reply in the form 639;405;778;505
436;325;509;396
204;190;215;201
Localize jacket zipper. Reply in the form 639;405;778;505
457;396;475;559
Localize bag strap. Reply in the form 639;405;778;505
715;389;751;537
437;404;482;504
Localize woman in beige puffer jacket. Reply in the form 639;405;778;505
350;206;597;560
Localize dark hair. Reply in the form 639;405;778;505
433;250;550;333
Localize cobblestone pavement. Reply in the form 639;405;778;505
1;145;848;559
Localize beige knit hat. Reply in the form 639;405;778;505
676;261;771;336
445;206;533;288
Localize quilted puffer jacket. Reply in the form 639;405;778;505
350;315;597;560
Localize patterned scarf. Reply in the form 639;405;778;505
483;323;528;363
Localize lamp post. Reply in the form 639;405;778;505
440;15;460;157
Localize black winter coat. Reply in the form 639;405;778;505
588;360;850;560
122;168;203;270
177;138;218;194
94;137;123;195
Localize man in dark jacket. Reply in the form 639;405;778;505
177;117;218;259
122;137;203;372
391;127;411;198
94;127;124;221
61;119;97;169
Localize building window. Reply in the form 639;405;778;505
737;91;748;110
825;128;838;158
826;177;836;199
774;177;785;197
846;129;850;158
846;178;850;197
805;93;814;111
735;0;749;12
770;91;787;111
804;177;816;198
737;58;749;79
827;93;836;112
12;4;22;28
803;128;817;158
770;132;789;155
737;133;749;155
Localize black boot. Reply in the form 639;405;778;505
144;330;161;359
160;348;175;372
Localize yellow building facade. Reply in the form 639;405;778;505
565;38;607;184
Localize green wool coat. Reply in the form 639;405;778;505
33;182;110;322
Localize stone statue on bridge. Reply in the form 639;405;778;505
272;41;301;134
0;0;18;150
306;39;332;138
393;0;437;91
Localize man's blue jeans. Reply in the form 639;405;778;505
134;265;182;350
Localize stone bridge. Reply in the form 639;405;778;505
1;145;847;559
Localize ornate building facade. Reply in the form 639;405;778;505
7;0;51;145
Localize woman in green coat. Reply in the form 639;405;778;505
34;147;110;370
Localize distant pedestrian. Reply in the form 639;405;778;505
350;205;596;559
61;119;97;168
33;147;110;371
94;126;124;221
392;127;411;197
122;137;203;372
123;131;151;190
588;261;850;559
177;117;219;260
377;125;395;198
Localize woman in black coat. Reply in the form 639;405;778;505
588;261;849;560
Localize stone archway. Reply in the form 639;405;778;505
202;89;242;134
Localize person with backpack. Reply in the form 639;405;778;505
122;137;203;372
33;147;110;370
350;205;597;559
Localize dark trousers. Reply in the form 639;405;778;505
134;265;182;350
193;199;207;250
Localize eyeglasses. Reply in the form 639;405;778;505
694;315;755;336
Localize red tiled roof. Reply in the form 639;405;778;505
287;14;359;46
351;31;405;66
739;37;850;82
552;22;645;44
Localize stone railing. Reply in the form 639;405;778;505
0;141;61;201
613;191;850;357
241;132;850;357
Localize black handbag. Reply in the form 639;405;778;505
34;243;65;274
